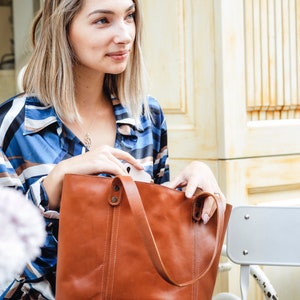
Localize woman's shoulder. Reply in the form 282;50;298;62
146;95;164;115
1;93;44;107
144;95;167;129
0;94;44;122
0;94;26;119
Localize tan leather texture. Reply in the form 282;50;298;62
56;174;232;300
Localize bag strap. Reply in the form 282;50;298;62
111;175;225;287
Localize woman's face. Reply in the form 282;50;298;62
69;0;136;76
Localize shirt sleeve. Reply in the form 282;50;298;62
28;179;60;218
0;148;23;188
148;97;170;185
153;116;170;185
0;148;57;218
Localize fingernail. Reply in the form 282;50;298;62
202;213;210;225
186;191;193;198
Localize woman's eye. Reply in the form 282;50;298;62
96;17;108;25
126;12;135;21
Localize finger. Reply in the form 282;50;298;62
98;155;129;176
110;148;144;170
216;192;227;210
184;176;203;198
201;195;217;224
111;158;129;175
167;174;185;189
92;146;142;173
91;148;129;175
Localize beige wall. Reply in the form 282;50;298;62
0;6;12;59
0;0;38;102
0;5;15;101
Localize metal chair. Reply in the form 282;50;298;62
214;205;300;300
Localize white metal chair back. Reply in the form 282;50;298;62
226;205;300;300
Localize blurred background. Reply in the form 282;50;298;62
0;1;300;299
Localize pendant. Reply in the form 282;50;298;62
84;133;92;150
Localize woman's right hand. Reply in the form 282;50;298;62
43;146;143;210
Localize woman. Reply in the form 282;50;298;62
0;0;226;298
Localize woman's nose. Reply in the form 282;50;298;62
113;22;134;44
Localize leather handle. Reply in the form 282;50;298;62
112;175;225;287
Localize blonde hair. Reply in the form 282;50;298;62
23;0;149;123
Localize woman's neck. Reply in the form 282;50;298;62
73;66;108;117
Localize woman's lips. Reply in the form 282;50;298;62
106;50;129;61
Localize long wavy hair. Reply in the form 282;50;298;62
23;0;149;123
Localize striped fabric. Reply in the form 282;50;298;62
0;94;169;299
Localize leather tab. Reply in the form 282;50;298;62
108;177;123;206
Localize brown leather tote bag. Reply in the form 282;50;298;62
56;174;232;300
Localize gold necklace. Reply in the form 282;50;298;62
83;132;92;150
77;115;97;150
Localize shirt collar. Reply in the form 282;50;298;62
111;98;148;153
23;96;146;137
23;96;59;135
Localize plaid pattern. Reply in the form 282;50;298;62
0;94;169;299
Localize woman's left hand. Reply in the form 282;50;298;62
167;161;227;224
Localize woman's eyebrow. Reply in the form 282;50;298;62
88;4;135;17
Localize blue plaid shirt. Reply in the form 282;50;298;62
0;94;169;299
